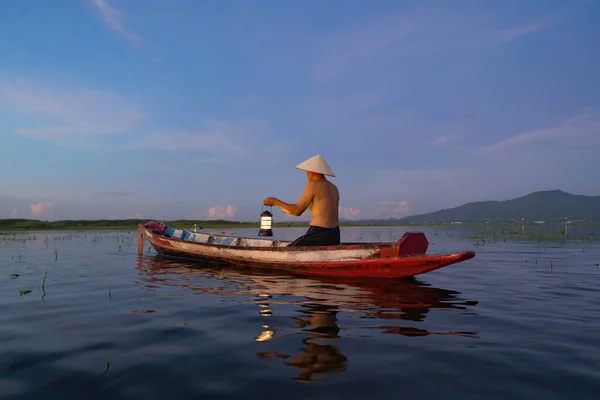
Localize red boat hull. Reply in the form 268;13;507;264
138;224;475;279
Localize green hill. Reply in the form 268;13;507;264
397;190;600;223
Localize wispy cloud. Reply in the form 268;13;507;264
312;8;556;82
296;6;559;156
477;109;600;155
90;0;161;62
91;0;141;46
0;79;143;145
482;18;557;48
9;208;18;218
130;119;270;162
0;78;286;165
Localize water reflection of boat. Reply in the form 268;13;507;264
135;255;479;381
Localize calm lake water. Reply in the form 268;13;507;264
1;224;600;399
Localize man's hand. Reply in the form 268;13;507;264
263;197;277;206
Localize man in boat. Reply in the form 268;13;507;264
263;154;340;246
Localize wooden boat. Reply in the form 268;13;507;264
137;221;475;279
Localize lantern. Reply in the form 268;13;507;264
258;207;273;236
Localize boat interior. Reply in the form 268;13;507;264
163;227;293;247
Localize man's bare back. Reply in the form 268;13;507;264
263;172;339;228
306;178;339;228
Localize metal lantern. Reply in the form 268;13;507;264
258;207;273;236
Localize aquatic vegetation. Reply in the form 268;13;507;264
103;357;111;376
4;230;140;300
41;263;49;300
473;235;486;246
467;227;598;245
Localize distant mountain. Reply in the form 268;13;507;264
396;190;600;223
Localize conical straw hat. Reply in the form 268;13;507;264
295;154;335;177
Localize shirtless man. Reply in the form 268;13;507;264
263;154;340;247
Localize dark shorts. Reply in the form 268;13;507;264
288;225;340;247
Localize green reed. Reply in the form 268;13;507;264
468;227;598;246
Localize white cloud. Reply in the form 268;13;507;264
90;0;162;62
0;80;143;144
9;208;18;218
91;0;141;46
339;206;360;220
207;205;236;219
29;202;55;218
477;109;600;155
130;119;272;163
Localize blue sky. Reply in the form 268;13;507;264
1;0;599;221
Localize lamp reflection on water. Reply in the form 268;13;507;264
254;299;348;381
255;325;274;342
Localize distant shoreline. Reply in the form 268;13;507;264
0;218;595;232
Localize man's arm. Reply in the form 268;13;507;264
265;182;314;216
